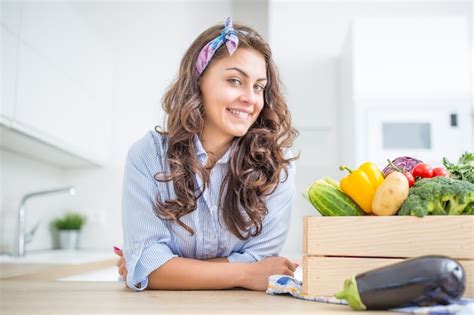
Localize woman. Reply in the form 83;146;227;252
116;17;299;292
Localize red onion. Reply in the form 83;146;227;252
382;156;423;177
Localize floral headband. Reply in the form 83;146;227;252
195;17;247;77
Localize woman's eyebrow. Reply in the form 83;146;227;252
225;67;267;82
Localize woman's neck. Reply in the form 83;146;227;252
199;131;233;165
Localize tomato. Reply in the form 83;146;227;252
404;172;415;187
432;166;449;178
411;163;433;179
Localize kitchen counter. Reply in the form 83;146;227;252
0;255;393;314
0;260;116;280
0;280;393;314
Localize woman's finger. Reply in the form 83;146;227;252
113;246;123;256
292;262;299;271
284;258;297;272
288;261;297;272
119;265;126;277
283;267;294;277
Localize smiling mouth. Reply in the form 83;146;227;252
226;108;252;119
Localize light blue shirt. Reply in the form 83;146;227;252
121;130;296;291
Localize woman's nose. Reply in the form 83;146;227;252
238;88;257;105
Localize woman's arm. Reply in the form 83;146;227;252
148;256;297;291
147;257;240;289
115;244;296;291
118;219;298;291
205;257;229;263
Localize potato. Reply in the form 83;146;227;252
372;172;409;216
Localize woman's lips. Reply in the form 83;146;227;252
226;108;252;120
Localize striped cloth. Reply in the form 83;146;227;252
266;275;474;315
121;131;296;291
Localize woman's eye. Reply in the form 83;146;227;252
254;85;265;93
228;78;241;85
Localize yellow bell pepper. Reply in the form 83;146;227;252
339;162;384;214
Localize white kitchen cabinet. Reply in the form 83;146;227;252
1;26;18;124
19;3;113;100
1;2;113;167
1;2;21;125
0;1;22;36
15;39;108;164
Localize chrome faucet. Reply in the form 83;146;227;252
13;186;76;257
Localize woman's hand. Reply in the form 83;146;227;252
113;246;127;280
240;256;298;291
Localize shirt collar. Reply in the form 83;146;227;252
193;134;235;166
193;134;208;165
216;140;236;165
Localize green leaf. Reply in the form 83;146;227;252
53;212;86;230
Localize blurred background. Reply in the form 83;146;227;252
1;0;472;257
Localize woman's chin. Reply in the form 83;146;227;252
228;126;251;137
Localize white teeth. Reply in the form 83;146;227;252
227;108;251;119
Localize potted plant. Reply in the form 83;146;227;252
52;212;86;250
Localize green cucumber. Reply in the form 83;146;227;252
306;178;365;216
322;176;340;189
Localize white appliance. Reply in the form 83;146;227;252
366;104;471;167
339;17;472;168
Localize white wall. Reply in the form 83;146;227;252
0;150;67;252
232;0;269;40
269;0;473;255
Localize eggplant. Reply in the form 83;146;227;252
335;255;465;310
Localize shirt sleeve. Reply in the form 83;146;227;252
121;133;178;291
227;150;296;263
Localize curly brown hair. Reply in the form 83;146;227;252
154;21;298;240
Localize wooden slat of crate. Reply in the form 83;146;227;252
304;216;474;259
302;256;474;298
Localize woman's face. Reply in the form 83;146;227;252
199;47;267;142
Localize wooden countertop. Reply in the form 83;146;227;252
0;280;393;314
0;260;392;314
0;260;116;280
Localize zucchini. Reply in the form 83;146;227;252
306;177;365;216
335;255;466;310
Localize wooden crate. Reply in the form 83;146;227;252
302;216;474;298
